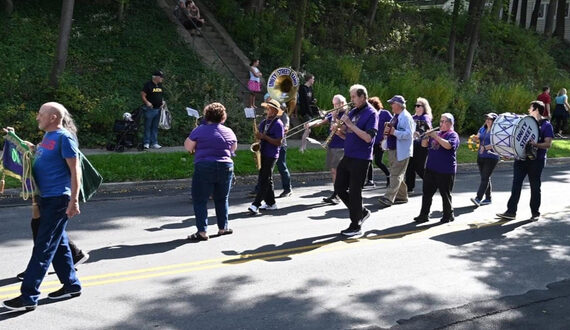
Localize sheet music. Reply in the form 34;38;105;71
186;107;199;118
244;107;256;119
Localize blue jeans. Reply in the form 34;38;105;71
191;161;234;232
21;196;81;305
276;146;292;192
506;158;545;216
143;106;160;145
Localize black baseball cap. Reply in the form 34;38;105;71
153;70;164;77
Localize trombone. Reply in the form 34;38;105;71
285;102;354;139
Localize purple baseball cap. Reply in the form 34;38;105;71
387;95;406;107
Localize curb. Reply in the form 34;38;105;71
2;157;569;207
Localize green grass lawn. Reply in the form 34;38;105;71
3;140;570;189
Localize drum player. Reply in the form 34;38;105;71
497;100;554;221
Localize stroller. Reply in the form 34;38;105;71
106;107;144;152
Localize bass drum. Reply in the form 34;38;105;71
490;113;539;160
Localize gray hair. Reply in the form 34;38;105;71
42;102;78;140
441;113;455;126
349;84;368;99
332;94;347;105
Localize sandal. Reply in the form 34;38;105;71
217;229;233;236
188;233;209;241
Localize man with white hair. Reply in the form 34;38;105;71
414;113;460;224
378;95;415;208
335;85;379;236
3;102;82;311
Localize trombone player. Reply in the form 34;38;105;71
248;99;285;215
335;85;379;237
307;94;348;205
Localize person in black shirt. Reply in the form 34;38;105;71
141;71;165;149
297;74;319;120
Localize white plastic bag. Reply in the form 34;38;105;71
159;103;172;130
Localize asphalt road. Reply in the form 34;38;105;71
1;164;569;329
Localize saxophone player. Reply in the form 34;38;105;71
248;99;285;215
306;94;348;205
335;85;379;237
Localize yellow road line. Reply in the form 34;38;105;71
0;218;512;299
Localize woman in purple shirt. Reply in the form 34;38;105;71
185;103;237;241
365;97;392;187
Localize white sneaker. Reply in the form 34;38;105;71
151;144;162;149
143;144;150;149
248;204;259;215
259;203;278;210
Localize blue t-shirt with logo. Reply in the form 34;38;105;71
477;126;499;159
33;129;79;197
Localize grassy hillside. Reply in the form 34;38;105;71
203;0;570;134
0;0;250;147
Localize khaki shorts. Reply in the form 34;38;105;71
326;148;344;169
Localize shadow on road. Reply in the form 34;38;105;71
85;238;188;263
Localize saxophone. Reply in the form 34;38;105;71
321;111;344;148
250;117;262;170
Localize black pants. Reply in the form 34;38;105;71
552;114;568;134
253;156;277;207
420;168;455;219
367;143;390;181
31;217;81;258
405;143;427;191
335;156;371;226
476;157;499;200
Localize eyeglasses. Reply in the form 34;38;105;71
440;120;448;123
415;104;423;107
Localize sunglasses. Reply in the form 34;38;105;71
415;104;423;108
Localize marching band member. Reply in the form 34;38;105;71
365;97;392;188
414;113;459;224
335;85;378;236
469;112;499;206
404;97;433;194
378;95;415;208
309;94;347;205
247;99;285;215
497;101;554;220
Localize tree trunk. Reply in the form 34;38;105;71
544;0;557;36
448;0;461;72
3;0;13;15
553;0;566;39
519;0;528;28
367;0;379;29
118;0;127;22
463;0;486;82
530;0;542;30
491;0;503;19
291;0;308;71
510;0;519;23
48;0;75;88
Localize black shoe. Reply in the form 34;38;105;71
531;213;540;220
279;190;292;198
47;286;82;300
385;177;390;188
394;199;408;205
378;196;393;208
323;196;340;205
414;215;429;223
340;226;362;237
16;271;25;281
73;251;90;266
358;208;371;226
440;216;455;223
3;296;36;311
363;180;375;188
496;212;516;220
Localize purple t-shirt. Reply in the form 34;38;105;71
386;114;399;150
258;117;284;159
189;123;237;163
537;119;554;160
413;114;432;144
326;111;345;149
426;130;460;174
344;103;379;160
477;126;499;159
374;109;393;145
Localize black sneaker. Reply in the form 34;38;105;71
440;216;455;223
378;196;393;208
47;286;82;300
340;225;362;237
3;296;36;311
393;199;408;205
16;271;25;281
496;212;516;220
73;251;90;266
278;190;292;198
323;195;340;205
358;208;371;226
414;215;429;223
363;180;375;188
531;213;540;220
